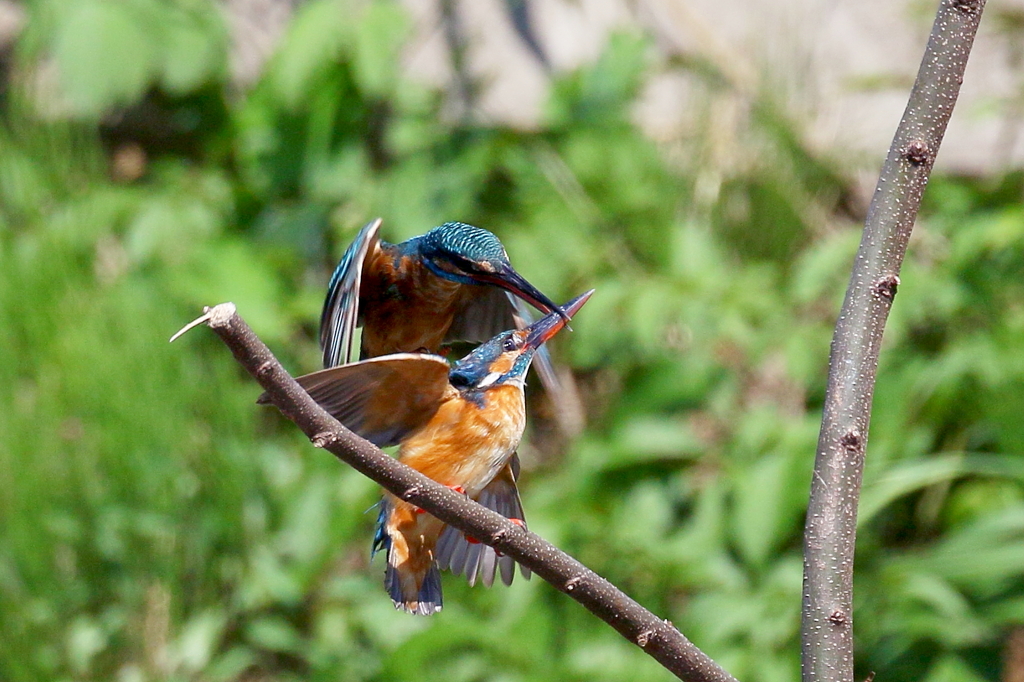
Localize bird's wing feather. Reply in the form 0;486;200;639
444;285;518;344
320;218;382;368
259;354;451;447
463;542;484;588
443;527;471;578
435;454;530;587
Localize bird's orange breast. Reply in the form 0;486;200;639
399;384;526;497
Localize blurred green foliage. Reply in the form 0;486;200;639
2;1;1024;681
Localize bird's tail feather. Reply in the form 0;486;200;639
376;497;443;615
384;559;443;616
435;457;530;587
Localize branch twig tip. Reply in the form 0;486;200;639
169;303;236;343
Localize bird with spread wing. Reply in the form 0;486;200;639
267;290;593;614
318;219;573;407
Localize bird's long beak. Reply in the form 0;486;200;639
524;289;594;350
479;264;570;323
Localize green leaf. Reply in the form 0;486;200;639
790;228;859;305
732;450;800;567
609;416;703;465
860;454;1024;525
924;655;989;682
245;616;304;655
173;610;228;673
893;509;1024;590
158;6;227;94
353;1;411;97
53;0;156;117
168;238;288;343
269;0;350;109
67;617;107;675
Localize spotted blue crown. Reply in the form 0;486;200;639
417;222;508;267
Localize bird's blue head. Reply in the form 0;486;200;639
448;290;594;392
417;222;565;319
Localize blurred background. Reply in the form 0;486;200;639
3;0;1024;680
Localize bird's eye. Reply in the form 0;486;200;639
455;256;484;275
433;258;462;275
502;335;519;352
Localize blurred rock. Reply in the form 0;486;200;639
396;0;1024;173
223;0;1024;172
223;0;301;88
0;0;24;49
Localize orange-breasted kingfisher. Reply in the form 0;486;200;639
280;290;593;614
319;218;567;370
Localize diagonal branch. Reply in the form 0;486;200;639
184;302;738;682
801;1;987;681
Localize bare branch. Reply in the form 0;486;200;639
802;1;987;681
184;302;738;682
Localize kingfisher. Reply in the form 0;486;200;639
319;218;566;369
274;290;593;614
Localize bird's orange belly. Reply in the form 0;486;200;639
399;387;526;496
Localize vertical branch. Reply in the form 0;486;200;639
802;1;987;679
801;1;986;681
